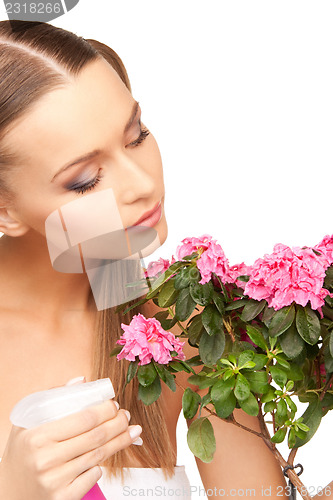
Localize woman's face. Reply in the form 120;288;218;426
2;57;167;248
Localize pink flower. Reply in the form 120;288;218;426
227;263;253;289
144;257;172;278
143;255;177;279
176;234;230;285
314;235;333;267
244;243;331;311
117;313;186;366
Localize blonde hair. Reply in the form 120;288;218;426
0;20;176;480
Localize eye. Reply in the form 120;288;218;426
126;123;150;148
68;169;102;195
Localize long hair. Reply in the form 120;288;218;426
0;20;176;480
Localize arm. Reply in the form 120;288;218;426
312;482;333;500
186;398;288;500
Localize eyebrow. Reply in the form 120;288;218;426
52;100;140;181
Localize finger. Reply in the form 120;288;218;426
54;409;130;464
27;399;119;444
66;464;103;499
61;424;142;484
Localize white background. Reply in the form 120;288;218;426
0;1;332;498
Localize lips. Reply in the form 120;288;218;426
132;201;161;226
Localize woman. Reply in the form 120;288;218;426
0;19;328;499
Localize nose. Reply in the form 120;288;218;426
109;151;156;205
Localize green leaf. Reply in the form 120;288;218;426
273;355;290;370
296;306;321;345
199;330;226;365
297;422;310;432
246;325;267;350
268;305;295;337
187;374;216;390
245;371;270;394
225;299;247;311
285;380;294;392
324;265;333;288
146;265;181;299
213;388;236;418
251;354;268;370
110;345;123;357
275;399;288;427
160;316;178;330
234;373;251;401
187;417;216;463
261;386;277;403
238;392;259;416
330;330;333;358
202;304;223;336
324;345;333;374
153;310;169;323
189;282;214;306
138;376;161;405
270;365;287;388
294;428;307;440
294;398;322;447
200;392;212;413
175;287;197;321
126;359;139;384
284;363;304;381
264;401;277;413
285;395;297;413
288;427;296;448
271;427;287;443
187;314;204;347
241;299;266;322
157;277;179;307
238;350;255;368
153;363;176;392
212;291;225;315
211;377;235;407
262;305;276;326
137;363;157;387
279;323;305;358
174;267;192;290
182;388;202;419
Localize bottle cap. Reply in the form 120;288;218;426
10;378;115;429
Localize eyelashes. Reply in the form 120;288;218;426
70;126;150;195
70;171;102;195
126;126;150;148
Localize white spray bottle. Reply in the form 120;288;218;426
10;378;115;499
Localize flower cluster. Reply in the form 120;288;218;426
244;242;332;311
175;234;251;287
117;313;185;365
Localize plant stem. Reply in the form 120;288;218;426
319;373;333;401
175;380;312;499
257;405;311;500
223;318;236;342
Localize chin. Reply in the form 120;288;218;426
156;213;168;247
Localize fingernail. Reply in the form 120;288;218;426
132;437;143;446
66;376;86;385
114;401;120;410
124;410;131;422
129;425;142;440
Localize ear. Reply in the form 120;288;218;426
0;207;30;237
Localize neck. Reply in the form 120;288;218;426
0;231;95;319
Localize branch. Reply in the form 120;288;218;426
319;373;333;401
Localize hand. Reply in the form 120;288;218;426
0;377;142;500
